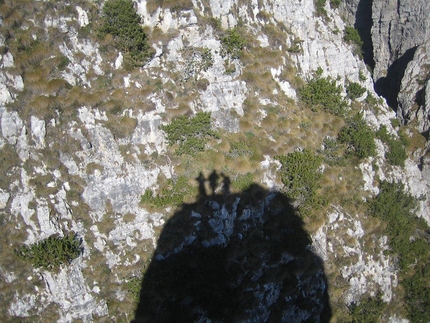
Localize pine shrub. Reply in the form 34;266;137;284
15;233;81;271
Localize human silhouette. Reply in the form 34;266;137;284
221;172;231;195
196;172;206;197
208;170;219;195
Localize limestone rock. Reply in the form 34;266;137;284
1;109;23;145
30;116;46;149
372;0;429;81
0;189;10;209
39;263;108;322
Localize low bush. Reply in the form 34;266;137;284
330;0;341;8
348;292;385;323
369;181;425;270
339;113;376;158
160;112;219;156
275;149;323;202
369;181;430;322
99;0;152;66
346;82;366;100
220;28;247;59
315;0;327;17
15;233;81;271
344;26;363;56
344;26;363;48
182;47;214;81
299;76;346;116
126;276;143;304
376;125;408;167
403;268;430;323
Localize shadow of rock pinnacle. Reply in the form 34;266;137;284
132;173;331;322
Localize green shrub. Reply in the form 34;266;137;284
220;28;247;59
344;26;363;47
403;268;430;323
344;26;363;56
15;233;81;271
386;139;408;167
287;38;303;53
369;181;424;270
315;0;327;17
99;0;151;65
369;181;430;322
275;149;323;202
376;125;408;167
160;112;219;156
330;0;341;8
390;118;401;128
346;82;366;100
348;292;385;323
299;76;346;116
365;93;378;107
339;113;376;158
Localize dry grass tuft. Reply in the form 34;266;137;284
31;95;52;113
46;79;68;95
2;7;22;28
146;0;194;14
106;116;138;139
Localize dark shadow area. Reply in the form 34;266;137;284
375;46;418;112
354;0;375;70
132;172;331;323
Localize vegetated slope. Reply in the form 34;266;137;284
0;0;429;322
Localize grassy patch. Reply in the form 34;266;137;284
141;175;195;208
231;173;254;191
105;115;138;139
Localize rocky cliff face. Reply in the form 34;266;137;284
0;0;429;322
341;0;430;131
